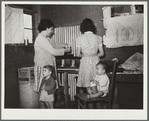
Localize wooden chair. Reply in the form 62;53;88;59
75;58;118;109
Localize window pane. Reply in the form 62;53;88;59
24;29;33;43
24;14;32;28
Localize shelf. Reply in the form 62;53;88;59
5;44;34;47
56;54;81;59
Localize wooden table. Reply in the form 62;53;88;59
57;68;79;108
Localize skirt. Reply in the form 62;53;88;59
77;56;99;87
39;90;54;102
34;65;44;92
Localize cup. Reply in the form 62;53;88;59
90;81;98;94
60;59;65;67
71;59;75;67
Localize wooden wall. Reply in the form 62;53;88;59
5;45;34;108
40;5;131;37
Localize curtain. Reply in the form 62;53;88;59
5;6;24;44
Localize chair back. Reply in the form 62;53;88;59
107;58;118;109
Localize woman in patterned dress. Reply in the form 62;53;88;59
76;18;104;94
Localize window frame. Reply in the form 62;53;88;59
23;13;33;44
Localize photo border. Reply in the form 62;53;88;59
1;1;148;120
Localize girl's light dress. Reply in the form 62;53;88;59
76;31;102;87
39;84;54;102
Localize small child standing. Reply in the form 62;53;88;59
39;65;56;109
87;61;110;99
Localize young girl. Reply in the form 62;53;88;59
87;61;110;99
39;65;56;109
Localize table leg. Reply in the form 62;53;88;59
113;84;119;109
84;102;87;109
64;72;69;108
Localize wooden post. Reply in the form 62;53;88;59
78;100;81;109
63;72;69;108
84;102;87;109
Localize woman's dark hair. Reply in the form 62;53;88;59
96;61;109;73
80;18;97;34
43;65;56;80
37;19;55;33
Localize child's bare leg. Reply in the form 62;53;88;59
40;101;46;109
45;101;54;109
88;103;94;109
91;91;104;98
49;101;54;109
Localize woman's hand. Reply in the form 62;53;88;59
90;80;98;86
64;44;71;48
95;81;99;86
98;43;104;57
64;47;71;53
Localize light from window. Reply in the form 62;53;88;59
23;14;33;43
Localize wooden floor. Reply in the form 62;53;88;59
55;101;78;109
54;101;118;109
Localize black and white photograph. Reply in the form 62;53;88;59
1;1;148;120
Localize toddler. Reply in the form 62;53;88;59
39;65;56;109
87;61;110;99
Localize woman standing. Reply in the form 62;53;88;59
34;19;70;93
76;18;104;94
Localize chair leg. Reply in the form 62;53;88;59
88;103;94;109
78;99;81;109
102;102;108;109
93;103;96;109
108;102;112;109
84;102;87;109
96;102;103;109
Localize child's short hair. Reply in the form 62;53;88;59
43;65;56;80
96;61;108;73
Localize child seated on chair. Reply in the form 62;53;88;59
87;61;110;99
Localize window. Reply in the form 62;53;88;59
5;4;34;44
23;14;33;43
